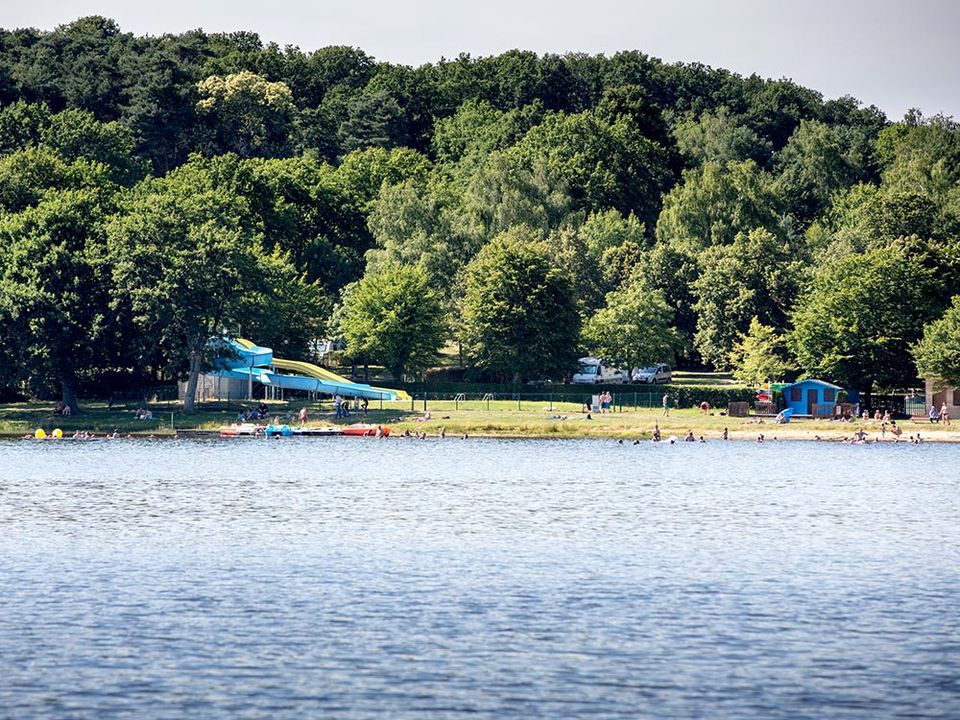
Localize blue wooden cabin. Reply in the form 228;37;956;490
782;379;843;417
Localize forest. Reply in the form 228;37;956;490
2;16;960;410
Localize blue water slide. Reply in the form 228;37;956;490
220;367;395;400
214;339;273;369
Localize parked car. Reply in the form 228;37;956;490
632;363;672;384
572;357;629;384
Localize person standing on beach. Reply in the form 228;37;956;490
941;402;950;426
662;393;670;417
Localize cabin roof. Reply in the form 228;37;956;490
781;378;843;391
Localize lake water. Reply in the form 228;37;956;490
1;437;958;718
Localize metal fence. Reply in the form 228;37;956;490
365;391;669;413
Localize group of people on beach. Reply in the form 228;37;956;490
928;403;951;425
236;403;271;422
333;394;368;419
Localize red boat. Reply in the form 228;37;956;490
340;423;390;437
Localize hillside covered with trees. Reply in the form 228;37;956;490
2;16;960;409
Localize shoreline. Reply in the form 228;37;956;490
2;401;957;443
2;425;957;443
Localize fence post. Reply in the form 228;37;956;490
411;395;415;412
423;394;428;412
518;395;522;411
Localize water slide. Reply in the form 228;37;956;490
235;338;409;400
213;338;408;401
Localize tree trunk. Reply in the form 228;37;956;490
61;374;79;415
183;350;203;413
364;363;370;381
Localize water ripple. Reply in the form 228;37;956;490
0;438;958;718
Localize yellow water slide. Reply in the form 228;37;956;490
236;338;409;400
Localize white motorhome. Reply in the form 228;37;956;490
572;357;628;384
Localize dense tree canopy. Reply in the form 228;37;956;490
1;16;959;403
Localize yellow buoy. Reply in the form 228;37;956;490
34;429;47;439
52;428;63;438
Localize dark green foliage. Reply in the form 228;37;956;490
339;264;447;381
4;15;960;400
461;232;580;383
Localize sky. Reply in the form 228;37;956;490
5;0;959;121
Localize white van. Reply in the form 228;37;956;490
572;357;628;384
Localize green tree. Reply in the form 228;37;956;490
338;87;408;153
339;264;446;382
463;151;571;241
122;34;207;173
461;231;579;382
334;145;431;210
774;119;870;224
789;243;940;391
365;177;479;299
41;108;149;185
673;106;772;168
691;228;803;368
431;99;544;169
0;188;114;411
912;296;960;387
581;280;675;374
0;100;52;155
108;162;311;411
729;317;792;386
875;112;960;201
546;209;646;315
196;70;295;157
655;160;783;249
508;109;673;232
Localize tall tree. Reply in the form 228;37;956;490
673;106;772;168
107;161;311;412
912;296;960;387
339;265;447;382
461;231;579;382
789;243;940;391
0;188;115;411
196;70;295;158
691;228;804;368
655;159;783;249
581;280;676;374
729;317;792;386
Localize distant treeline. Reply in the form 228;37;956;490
1;16;959;410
